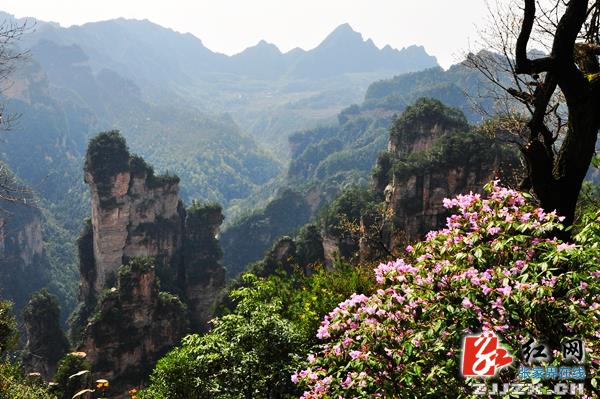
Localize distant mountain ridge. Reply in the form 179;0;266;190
0;11;438;156
5;13;437;83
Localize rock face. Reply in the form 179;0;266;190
183;203;226;330
79;258;187;396
83;132;184;298
72;131;226;394
0;199;51;311
372;98;518;249
22;289;69;379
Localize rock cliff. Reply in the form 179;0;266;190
79;257;187;396
83;132;184;298
70;131;226;394
0;197;51;312
372;98;518;249
22;289;69;379
182;202;226;330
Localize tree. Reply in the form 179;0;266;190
0;300;18;354
0;18;32;204
468;0;600;233
140;275;306;399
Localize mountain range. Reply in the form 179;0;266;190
5;12;437;154
0;11;439;316
14;16;437;82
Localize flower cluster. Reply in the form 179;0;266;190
294;182;600;398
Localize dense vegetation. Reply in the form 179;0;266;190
140;183;600;398
140;262;376;398
0;301;56;398
296;183;600;397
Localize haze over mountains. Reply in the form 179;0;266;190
6;12;437;154
0;10;440;316
1;11;438;207
16;15;437;82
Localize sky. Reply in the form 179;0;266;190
1;0;490;68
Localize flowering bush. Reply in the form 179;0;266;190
294;182;600;398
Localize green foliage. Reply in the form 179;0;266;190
118;256;155;279
0;301;18;355
141;261;376;399
296;184;600;398
295;224;325;267
53;353;91;399
389;97;469;148
319;185;380;237
22;289;61;326
0;362;57;399
85;131;130;198
140;276;306;399
277;263;377;337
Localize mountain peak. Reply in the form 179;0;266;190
235;39;282;57
255;40;280;51
322;23;363;45
333;22;355;33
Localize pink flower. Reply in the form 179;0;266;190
462;297;473;308
349;350;362;360
497;285;512;297
556;243;576;252
487;226;501;235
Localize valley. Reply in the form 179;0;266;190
0;2;599;398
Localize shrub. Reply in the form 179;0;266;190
0;362;56;399
0;300;18;354
294;182;600;398
140;262;376;399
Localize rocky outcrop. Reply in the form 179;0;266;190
83;131;184;298
183;203;226;330
22;289;69;379
322;233;358;266
79;258;187;397
386;164;500;241
71;131;226;395
371;98;518;249
0;199;51;311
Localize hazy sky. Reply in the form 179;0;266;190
2;0;490;68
